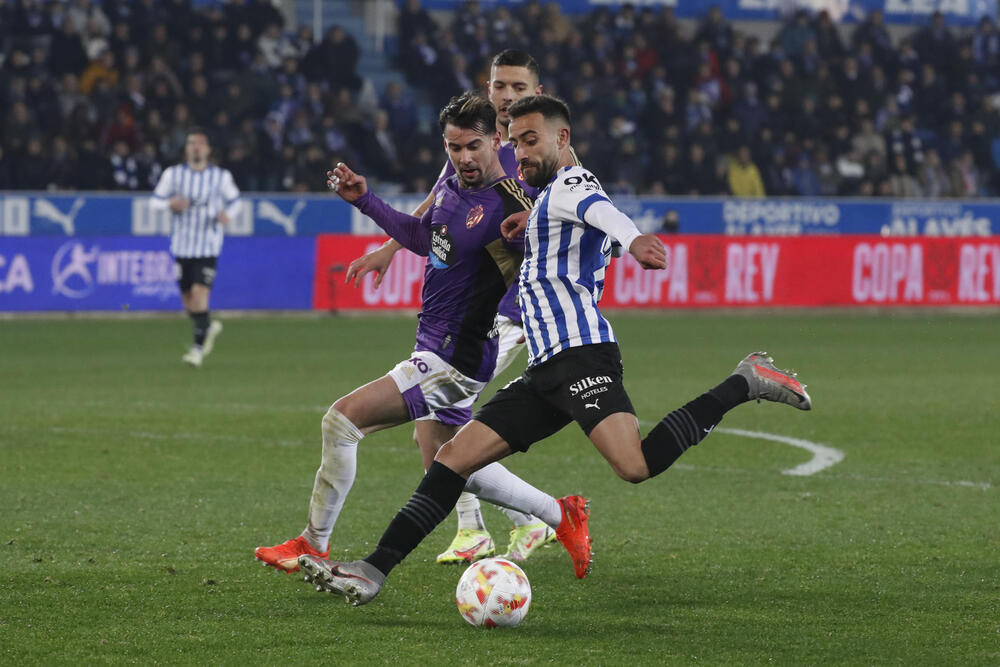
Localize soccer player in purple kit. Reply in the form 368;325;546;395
345;50;603;564
253;93;592;578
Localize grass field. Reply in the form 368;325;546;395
2;312;998;665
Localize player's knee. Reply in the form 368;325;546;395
612;460;650;484
331;395;358;422
322;405;363;447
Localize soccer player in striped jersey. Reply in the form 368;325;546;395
296;95;812;606
150;128;241;368
255;93;589;576
344;49;605;564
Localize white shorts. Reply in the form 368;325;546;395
415;315;525;427
390;351;487;427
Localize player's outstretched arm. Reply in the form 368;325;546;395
345;187;435;289
628;235;667;270
327;162;368;202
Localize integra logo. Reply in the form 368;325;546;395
568;375;612;396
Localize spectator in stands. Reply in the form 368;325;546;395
50;19;90;77
886;115;924;172
728;145;765;197
777;10;815;59
682;142;723;195
852;8;893;67
918;148;952;197
80;48;118;95
108;139;139;190
851;117;887;162
950;150;987;197
888;153;922;197
694;5;733;60
914;11;957;72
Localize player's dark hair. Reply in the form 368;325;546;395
438;91;496;135
491;49;540;81
507;94;571;126
186;126;210;142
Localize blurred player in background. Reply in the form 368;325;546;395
150;128;241;368
297;94;813;606
254;93;589;576
345;49;608;564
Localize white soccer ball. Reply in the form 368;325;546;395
455;557;531;628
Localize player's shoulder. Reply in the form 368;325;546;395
490;176;533;213
549;165;606;197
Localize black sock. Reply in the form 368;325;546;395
364;461;467;576
190;311;209;346
708;374;750;411
640;391;729;478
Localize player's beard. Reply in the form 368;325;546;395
520;154;558;188
456;165;483;189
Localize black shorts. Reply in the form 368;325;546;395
175;257;218;292
473;342;635;452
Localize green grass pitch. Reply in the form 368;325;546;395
2;312;998;664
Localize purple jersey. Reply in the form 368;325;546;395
435;143;535;323
352;176;530;381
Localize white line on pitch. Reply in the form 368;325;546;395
716;427;845;476
670;463;992;490
639;419;844;477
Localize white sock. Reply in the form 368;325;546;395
466;462;561;528
455;492;487;531
301;407;362;552
499;507;538;527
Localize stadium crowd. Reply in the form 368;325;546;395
1;0;999;198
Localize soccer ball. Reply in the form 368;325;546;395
455;557;531;628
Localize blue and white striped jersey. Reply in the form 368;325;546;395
151;164;241;258
519;165;628;366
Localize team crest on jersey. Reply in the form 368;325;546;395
466;204;484;229
430;224;456;269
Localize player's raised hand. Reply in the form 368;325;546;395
346;240;399;289
501;210;530;241
327;162;367;202
628;234;668;270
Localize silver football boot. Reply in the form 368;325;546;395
298;555;385;606
733;352;811;410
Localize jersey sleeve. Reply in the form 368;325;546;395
221;169;242;219
149;166;174;211
548;168;640;250
545;167;612;225
353;190;432;256
492;177;534;218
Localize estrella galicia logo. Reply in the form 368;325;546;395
430;224;456;269
52;241;99;298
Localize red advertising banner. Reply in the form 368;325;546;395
313;235;1000;310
